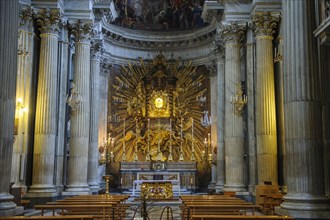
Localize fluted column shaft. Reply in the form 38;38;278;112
252;12;280;185
65;20;92;194
215;55;225;192
281;1;330;216
246;29;257;193
55;26;69;191
0;0;19;216
222;23;246;192
11;6;34;189
28;9;60;196
87;43;102;192
321;46;330;198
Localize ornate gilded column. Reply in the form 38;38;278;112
88;41;103;192
64;20;93;194
0;0;20;216
279;1;330;217
215;44;225;193
11;5;34;190
252;11;280;185
28;8;60;197
222;22;246;192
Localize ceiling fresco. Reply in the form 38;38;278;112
112;0;207;31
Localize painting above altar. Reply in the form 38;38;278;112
107;54;211;164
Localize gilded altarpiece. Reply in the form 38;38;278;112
105;55;212;190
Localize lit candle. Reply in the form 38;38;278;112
190;177;193;185
180;118;183;139
147;118;150;147
169;119;172;141
120;177;123;184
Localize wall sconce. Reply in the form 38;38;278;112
16;98;28;113
274;46;283;63
66;82;82;111
231;84;247;115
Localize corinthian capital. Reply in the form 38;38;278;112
19;5;33;31
252;11;281;37
70;20;93;43
90;40;104;61
34;8;60;34
221;22;247;45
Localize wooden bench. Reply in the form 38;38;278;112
34;204;115;219
0;216;94;220
191;215;294;220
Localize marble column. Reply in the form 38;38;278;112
321;46;330;198
28;8;60;197
252;11;280;185
246;29;257;193
98;60;110;188
280;1;330;217
55;24;70;192
274;34;286;192
0;0;20;216
88;41;103;193
206;63;218;190
222;22;246;192
64;20;93;194
215;47;225;193
11;5;34;190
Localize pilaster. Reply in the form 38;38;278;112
252;11;280;185
64;19;93;195
28;8;60;197
222;22;247;192
214;44;225;193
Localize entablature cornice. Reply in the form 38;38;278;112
102;22;217;50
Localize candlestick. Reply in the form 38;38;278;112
179;118;184;161
133;119;139;162
122;118;126;161
190;118;195;161
146;118;150;161
156;119;162;161
168;119;173;161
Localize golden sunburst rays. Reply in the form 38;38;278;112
111;56;207;162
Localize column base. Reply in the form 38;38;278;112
0;206;24;217
208;181;216;190
63;184;90;196
215;181;224;193
224;184;246;192
277;195;330;219
27;184;58;196
88;182;100;194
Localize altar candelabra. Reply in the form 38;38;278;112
190;118;196;161
145;118;151;161
231;83;247;115
122;118;127;161
99;133;115;165
156;120;163;161
168;119;173;161
133;119;139;162
179;118;184;161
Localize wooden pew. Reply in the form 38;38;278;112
191;215;294;220
0;216;94;220
34;204;115;219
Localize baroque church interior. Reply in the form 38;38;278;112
1;0;330;219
